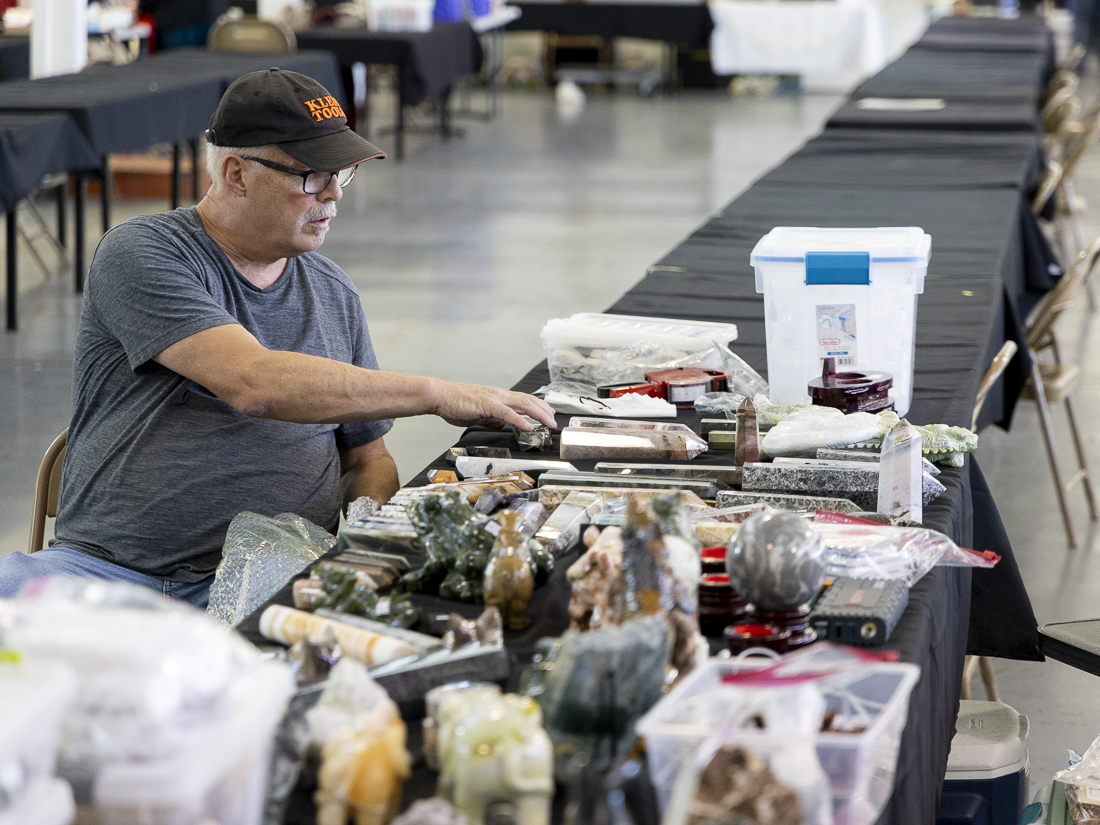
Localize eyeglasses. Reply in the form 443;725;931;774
239;156;358;195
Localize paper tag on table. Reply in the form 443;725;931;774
856;97;946;111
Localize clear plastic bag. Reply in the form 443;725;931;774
547;341;723;387
207;511;337;628
693;392;747;414
0;578;279;781
660;680;832;825
714;340;770;398
812;515;999;587
1056;736;1100;823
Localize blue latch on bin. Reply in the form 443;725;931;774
805;251;870;285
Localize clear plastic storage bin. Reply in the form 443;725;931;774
541;313;739;385
0;778;75;825
750;227;931;416
366;0;434;31
0;661;76;819
636;656;920;825
85;660;293;825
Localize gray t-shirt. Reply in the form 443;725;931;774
53;207;392;582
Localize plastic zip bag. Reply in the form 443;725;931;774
1056;735;1100;823
812;513;999;587
693;392;747;414
713;340;769;398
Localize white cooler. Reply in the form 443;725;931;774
938;700;1029;825
750;226;931;416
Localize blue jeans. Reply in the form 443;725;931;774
0;547;213;609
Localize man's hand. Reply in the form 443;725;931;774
431;380;558;431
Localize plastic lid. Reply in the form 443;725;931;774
541;313;738;349
946;700;1029;776
750;227;932;264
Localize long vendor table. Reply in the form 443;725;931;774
241;14;1050;825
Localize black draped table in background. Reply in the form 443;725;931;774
295;23;482;160
506;1;713;47
0;113;100;330
239;14;1051;825
0;36;29;82
0;49;342;294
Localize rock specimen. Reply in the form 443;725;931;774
483;511;536;631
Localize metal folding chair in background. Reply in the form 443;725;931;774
1021;238;1100;548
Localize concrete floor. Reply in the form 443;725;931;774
4;30;1100;804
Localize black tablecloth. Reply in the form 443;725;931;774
0;69;221;154
295;24;481;107
123;48;346;106
826;94;1042;131
507;1;713;48
0;35;29;82
854;48;1051;100
0;112;100;212
917;14;1053;53
759;129;1043;192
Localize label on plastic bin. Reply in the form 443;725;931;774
816;304;858;368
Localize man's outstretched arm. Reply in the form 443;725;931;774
153;323;557;431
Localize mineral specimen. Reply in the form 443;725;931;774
483;511;536;631
566;525;624;631
560;425;708;461
715;490;862;513
877;420;923;523
734;397;760;467
726;512;826;611
742;462;944;511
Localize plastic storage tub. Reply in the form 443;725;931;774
0;661;76;818
750;227;931;417
82;660;293;825
636;656;920;825
938;700;1029;825
541;313;739;385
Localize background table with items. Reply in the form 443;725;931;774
240;15;1051;825
295;24;483;160
0;113;101;331
0;49;342;293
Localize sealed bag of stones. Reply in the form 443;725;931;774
1056;736;1100;823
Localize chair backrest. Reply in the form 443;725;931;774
1041;86;1080;135
1046;68;1080;100
1032;158;1063;216
208;15;297;53
1027;235;1100;351
28;429;68;553
971;341;1018;432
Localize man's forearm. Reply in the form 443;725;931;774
239;350;441;424
344;453;400;507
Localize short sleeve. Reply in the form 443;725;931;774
333;298;394;450
85;218;239;372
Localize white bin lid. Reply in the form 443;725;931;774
750;227;932;265
946;700;1029;779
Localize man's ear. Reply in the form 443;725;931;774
222;154;248;197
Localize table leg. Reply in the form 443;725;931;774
74;175;85;293
441;85;453;139
100;157;111;233
171;142;181;210
56;182;66;250
396;67;405;161
189;139;200;201
6;208;16;331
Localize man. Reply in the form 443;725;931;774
0;69;556;607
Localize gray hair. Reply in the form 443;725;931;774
205;143;283;191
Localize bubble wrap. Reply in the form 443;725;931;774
207;511;336;628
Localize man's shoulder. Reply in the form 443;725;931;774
97;208;204;251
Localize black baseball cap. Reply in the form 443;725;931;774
205;68;385;171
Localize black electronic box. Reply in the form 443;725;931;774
809;577;909;647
